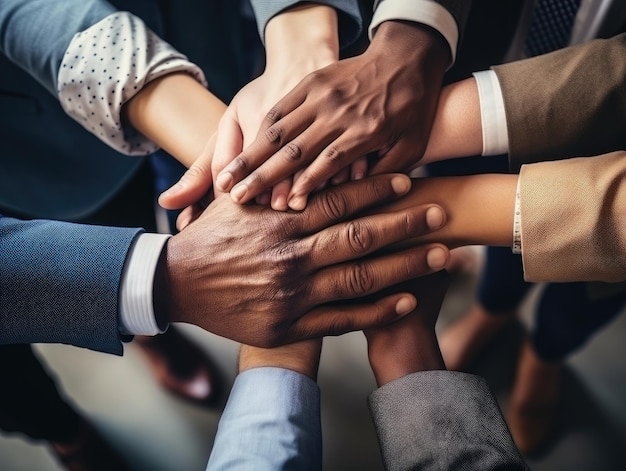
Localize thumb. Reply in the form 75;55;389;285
158;135;215;210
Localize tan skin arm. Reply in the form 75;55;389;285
123;72;226;168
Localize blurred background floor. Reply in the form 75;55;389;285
2;247;626;470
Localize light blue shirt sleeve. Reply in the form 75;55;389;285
207;367;322;471
0;0;116;94
249;0;361;48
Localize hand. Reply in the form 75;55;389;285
239;339;323;381
159;4;341;212
210;4;341;210
154;174;450;347
215;21;450;210
365;270;450;387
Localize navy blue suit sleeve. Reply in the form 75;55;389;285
0;0;116;95
249;0;362;49
0;214;142;355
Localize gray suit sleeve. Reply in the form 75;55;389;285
249;0;361;48
0;0;116;94
368;371;528;471
0;214;142;355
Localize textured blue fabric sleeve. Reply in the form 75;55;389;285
249;0;361;49
207;367;322;471
0;0;116;95
368;371;529;471
0;214;142;355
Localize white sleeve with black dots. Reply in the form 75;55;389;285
57;12;207;156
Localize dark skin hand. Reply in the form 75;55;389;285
153;174;449;348
365;270;449;387
215;21;450;210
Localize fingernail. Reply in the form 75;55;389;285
216;172;233;191
426;206;445;230
352;170;365;180
390;175;411;194
230;184;247;202
427;246;448;270
288;195;307;211
395;296;417;315
273;195;287;211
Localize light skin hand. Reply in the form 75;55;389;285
153;174;450;347
210;4;342;210
214;21;450;210
365;270;450;387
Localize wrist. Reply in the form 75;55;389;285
265;4;339;73
368;21;449;73
239;340;323;381
368;327;444;387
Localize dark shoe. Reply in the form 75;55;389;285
134;326;220;407
50;420;131;471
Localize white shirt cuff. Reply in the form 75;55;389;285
58;12;206;156
119;233;171;336
473;70;509;156
369;0;459;66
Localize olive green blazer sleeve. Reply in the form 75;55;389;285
493;34;626;172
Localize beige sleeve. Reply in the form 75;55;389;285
493;34;626;172
520;151;626;282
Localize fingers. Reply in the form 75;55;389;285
212;111;244;195
305;204;446;268
369;137;423;175
350;156;368;181
158;134;216;210
307;244;449;304
216;108;313;196
290;293;418;339
226;118;337;204
288;134;375;210
176;203;204;231
271;177;293;211
293;174;413;234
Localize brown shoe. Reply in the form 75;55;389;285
507;339;562;455
439;303;516;371
134;326;220;407
50;420;131;471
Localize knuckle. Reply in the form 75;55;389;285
320;188;348;220
264;124;285;146
265;106;282;124
246;169;267;188
345;263;375;296
323;145;344;167
347;221;374;254
182;164;207;180
325;317;351;337
283;142;303;162
230;155;250;175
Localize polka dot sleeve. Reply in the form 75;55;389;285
57;12;207;156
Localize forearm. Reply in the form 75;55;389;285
421;77;483;165
124;73;226;168
380;175;517;249
265;4;339;72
